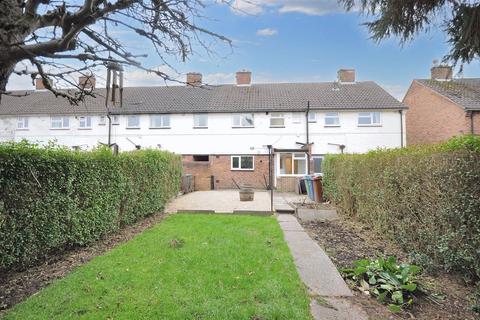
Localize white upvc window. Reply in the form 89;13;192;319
112;115;120;125
17;117;29;130
231;155;254;170
232;113;254;127
127;115;140;128
51;116;69;129
324;112;340;126
270;113;285;127
99;116;106;125
358;112;381;126
78;116;92;129
308;112;316;123
292;113;302;124
150;114;170;128
312;156;324;175
279;152;307;176
194;114;208;128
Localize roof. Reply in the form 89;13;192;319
0;81;406;116
415;78;480;111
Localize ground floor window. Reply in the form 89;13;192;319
231;155;254;170
278;152;307;175
193;155;209;162
312;156;324;174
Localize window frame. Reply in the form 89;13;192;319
308;112;317;123
312;156;324;175
99;116;106;126
269;112;285;128
292;113;302;124
278;152;308;176
231;155;255;171
16;117;29;130
324;112;340;127
126;115;140;129
358;112;381;126
78;116;92;129
111;115;120;125
150;114;171;129
193;114;208;128
232;113;255;128
50;116;70;129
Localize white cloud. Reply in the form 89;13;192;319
230;0;346;16
256;28;278;36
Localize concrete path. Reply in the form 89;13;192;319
297;208;339;222
165;190;271;214
277;214;368;320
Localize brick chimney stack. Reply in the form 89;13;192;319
79;75;96;89
186;72;202;86
236;70;251;86
35;78;49;90
431;65;452;81
337;69;355;83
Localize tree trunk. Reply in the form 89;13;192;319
0;62;16;104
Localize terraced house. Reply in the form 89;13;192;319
0;69;406;191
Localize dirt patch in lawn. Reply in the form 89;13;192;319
302;218;479;320
0;212;170;316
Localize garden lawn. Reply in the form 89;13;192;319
4;214;312;320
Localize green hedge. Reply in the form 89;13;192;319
0;142;182;271
323;136;480;281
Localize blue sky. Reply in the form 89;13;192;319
7;0;480;100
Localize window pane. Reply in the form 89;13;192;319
232;157;239;169
294;159;306;175
99;116;106;125
195;114;207;127
308;112;316;122
63;117;69;127
241;156;253;169
128;116;139;127
242;114;254;127
280;153;293;174
162;115;170;127
112;115;119;124
232;115;240;126
313;157;323;173
325;112;339;125
358;113;372;125
270;118;284;126
372;112;380;124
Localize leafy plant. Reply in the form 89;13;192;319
342;257;421;312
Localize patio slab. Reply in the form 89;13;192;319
165;190;271;214
297;208;339;222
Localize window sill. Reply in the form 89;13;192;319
149;127;171;129
50;128;70;130
15;129;29;131
193;126;208;129
324;125;341;128
231;169;255;171
308;121;317;123
112;123;120;126
78;128;92;130
98;124;106;126
126;127;141;130
357;124;382;127
270;126;285;128
232;126;255;129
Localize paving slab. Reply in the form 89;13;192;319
277;214;352;297
310;298;368;320
297;208;339;222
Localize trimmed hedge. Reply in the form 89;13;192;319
323;136;480;281
0;142;182;271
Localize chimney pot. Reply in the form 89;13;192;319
186;72;202;86
236;70;251;86
79;75;96;89
337;69;355;83
431;65;452;81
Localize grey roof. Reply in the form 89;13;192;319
416;78;480;111
0;81;405;116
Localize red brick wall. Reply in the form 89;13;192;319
182;154;269;191
472;111;480;135
404;81;471;145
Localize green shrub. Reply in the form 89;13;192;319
0;142;182;271
323;136;480;282
342;257;421;312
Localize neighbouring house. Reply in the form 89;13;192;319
0;69;406;191
404;65;480;145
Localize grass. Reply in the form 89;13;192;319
4;214;312;320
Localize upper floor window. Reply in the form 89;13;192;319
292;113;302;124
270;113;285;127
99;116;106;126
51;116;69;129
112;115;120;125
79;116;92;129
127;115;140;128
194;114;208;128
324;112;340;126
358;112;381;126
232;113;254;128
17;117;28;130
150;114;170;128
231;155;254;170
308;112;316;123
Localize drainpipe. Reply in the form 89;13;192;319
305;101;311;174
399;110;404;148
107;113;112;146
